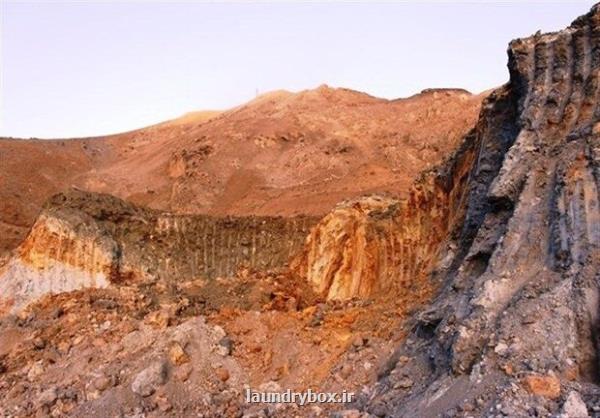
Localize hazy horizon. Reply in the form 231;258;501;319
1;1;597;139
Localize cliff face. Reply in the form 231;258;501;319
364;6;600;417
0;212;115;314
291;137;477;300
0;190;317;314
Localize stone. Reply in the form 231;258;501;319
92;337;106;347
42;350;59;366
27;361;45;381
332;410;361;418
396;377;413;389
51;307;64;319
339;363;353;379
57;341;71;355
131;360;168;397
212;325;227;340
285;297;298;311
168;342;189;365
351;335;365;349
242;409;268;418
145;310;171;329
461;402;475;412
86;388;101;401
561;391;589;418
93;375;111;391
155;393;172;412
215;366;230;382
397;355;410;365
494;342;508;356
32;337;46;350
522;374;561;399
38;387;58;406
310;405;323;416
174;363;192;382
258;381;281;393
501;363;514;376
218;336;233;356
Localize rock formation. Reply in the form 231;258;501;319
0;190;316;314
361;5;600;417
292;142;475;301
2;3;600;417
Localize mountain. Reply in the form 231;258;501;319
2;3;600;417
0;85;484;258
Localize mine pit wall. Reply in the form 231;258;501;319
423;6;600;384
292;135;479;301
0;211;116;314
0;190;318;314
123;214;317;281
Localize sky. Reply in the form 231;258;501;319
1;1;597;139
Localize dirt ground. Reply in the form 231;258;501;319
0;265;434;417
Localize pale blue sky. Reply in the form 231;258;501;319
1;1;597;138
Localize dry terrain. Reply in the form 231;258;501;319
2;3;600;418
0;86;484;258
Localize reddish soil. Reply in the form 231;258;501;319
0;85;485;258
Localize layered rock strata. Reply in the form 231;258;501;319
0;190;317;314
363;5;600;417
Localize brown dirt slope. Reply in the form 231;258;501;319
0;85;485;257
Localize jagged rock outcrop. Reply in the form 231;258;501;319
292;195;408;300
0;190;317;314
363;5;600;417
0;211;115;314
292;143;476;300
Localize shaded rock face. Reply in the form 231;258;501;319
0;190;317;314
364;5;600;418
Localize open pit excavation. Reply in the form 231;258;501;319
1;3;600;418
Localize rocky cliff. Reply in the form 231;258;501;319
0;190;317;314
361;5;600;417
291;135;477;301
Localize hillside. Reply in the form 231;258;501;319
0;85;485;257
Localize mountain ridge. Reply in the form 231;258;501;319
0;84;485;258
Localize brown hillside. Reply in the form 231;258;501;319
0;85;484;257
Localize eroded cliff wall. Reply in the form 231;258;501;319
0;190;317;314
292;123;479;301
363;5;600;417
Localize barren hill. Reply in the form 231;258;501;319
0;85;484;257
